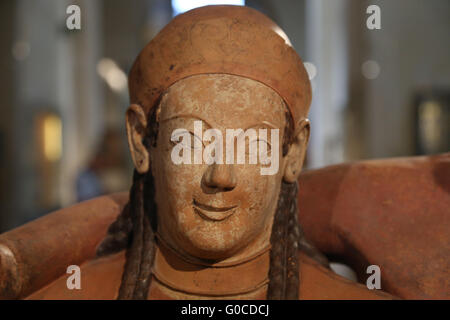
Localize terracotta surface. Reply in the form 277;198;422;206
0;5;448;300
129;5;311;131
136;74;300;263
3;5;314;300
0;193;125;299
1;154;448;299
298;153;450;299
26;250;391;300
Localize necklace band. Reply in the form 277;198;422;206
152;234;271;296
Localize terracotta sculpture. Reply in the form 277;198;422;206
0;5;448;300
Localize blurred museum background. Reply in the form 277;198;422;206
0;0;449;232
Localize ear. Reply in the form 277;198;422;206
283;118;310;183
126;104;149;174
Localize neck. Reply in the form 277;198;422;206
151;235;271;297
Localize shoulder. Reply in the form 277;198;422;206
26;251;126;300
26;250;395;300
0;192;129;300
298;252;395;300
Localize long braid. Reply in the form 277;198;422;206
266;181;328;299
117;170;145;298
117;170;157;299
284;181;301;299
96;203;132;257
97;105;159;300
132;171;157;299
267;181;300;299
266;110;300;299
266;109;328;299
95;169;152;299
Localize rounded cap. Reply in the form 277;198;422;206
129;5;312;128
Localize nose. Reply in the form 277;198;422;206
202;163;237;192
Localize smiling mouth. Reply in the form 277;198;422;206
193;199;238;222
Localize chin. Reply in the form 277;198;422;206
181;230;246;261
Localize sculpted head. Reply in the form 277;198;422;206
126;74;310;261
98;5;312;299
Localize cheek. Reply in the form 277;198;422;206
152;144;205;227
232;164;281;230
238;163;280;204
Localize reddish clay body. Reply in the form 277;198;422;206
0;5;448;300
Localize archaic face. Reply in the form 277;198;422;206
150;74;288;261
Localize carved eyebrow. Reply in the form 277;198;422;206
244;121;278;130
160;116;277;132
231;121;279;145
160;114;212;129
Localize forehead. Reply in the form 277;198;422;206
158;74;287;129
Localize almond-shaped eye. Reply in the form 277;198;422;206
258;139;272;159
246;139;271;154
246;139;259;155
170;129;203;150
190;132;204;150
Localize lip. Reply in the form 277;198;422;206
193;199;238;222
